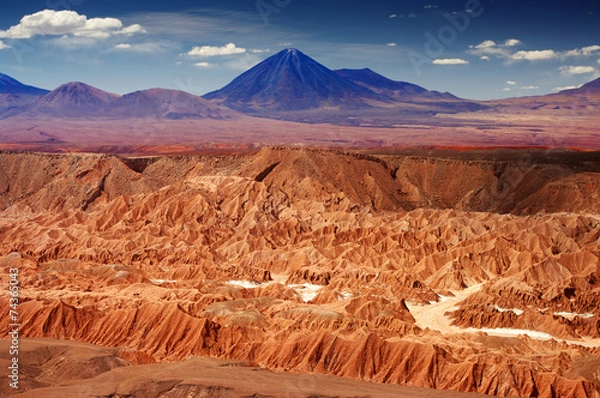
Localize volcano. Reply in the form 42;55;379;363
28;82;119;117
203;48;385;112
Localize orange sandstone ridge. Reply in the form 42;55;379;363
0;148;599;397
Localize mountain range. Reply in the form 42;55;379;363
1;48;600;124
0;78;235;120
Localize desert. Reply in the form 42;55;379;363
1;146;599;397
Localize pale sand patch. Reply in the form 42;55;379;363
407;283;600;347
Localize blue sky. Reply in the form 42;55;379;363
1;0;599;100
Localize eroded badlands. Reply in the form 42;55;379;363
1;148;599;397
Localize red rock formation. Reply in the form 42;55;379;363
1;149;599;397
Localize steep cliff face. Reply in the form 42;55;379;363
1;149;599;397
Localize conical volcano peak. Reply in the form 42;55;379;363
203;48;382;112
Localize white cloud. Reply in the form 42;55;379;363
468;39;513;59
474;40;496;49
506;80;517;85
565;45;600;58
188;42;246;57
583;45;600;56
194;62;214;68
432;58;469;65
109;41;166;53
0;10;85;38
114;24;146;36
504;39;521;47
470;41;599;63
0;40;10;49
520;86;539;90
480;55;490;60
559;65;596;75
502;88;511;91
249;48;270;53
564;49;581;57
386;42;397;47
552;85;582;92
511;50;556;61
0;10;145;40
424;5;438;9
389;14;397;18
73;17;122;38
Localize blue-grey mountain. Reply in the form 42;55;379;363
203;48;386;112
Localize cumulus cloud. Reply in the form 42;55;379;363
386;42;397;47
559;65;596;75
473;40;496;49
579;45;599;56
564;45;600;58
0;10;145;40
194;62;214;68
389;14;398;18
502;88;511;91
468;39;514;59
520;86;539;90
188;42;246;57
469;40;600;64
0;40;10;49
506;80;517;85
480;55;490;60
504;39;521;47
432;58;469;65
511;50;557;61
114;43;131;49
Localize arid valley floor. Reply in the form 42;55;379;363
1;147;599;397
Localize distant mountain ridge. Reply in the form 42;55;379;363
334;68;434;98
0;80;235;120
2;53;599;124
